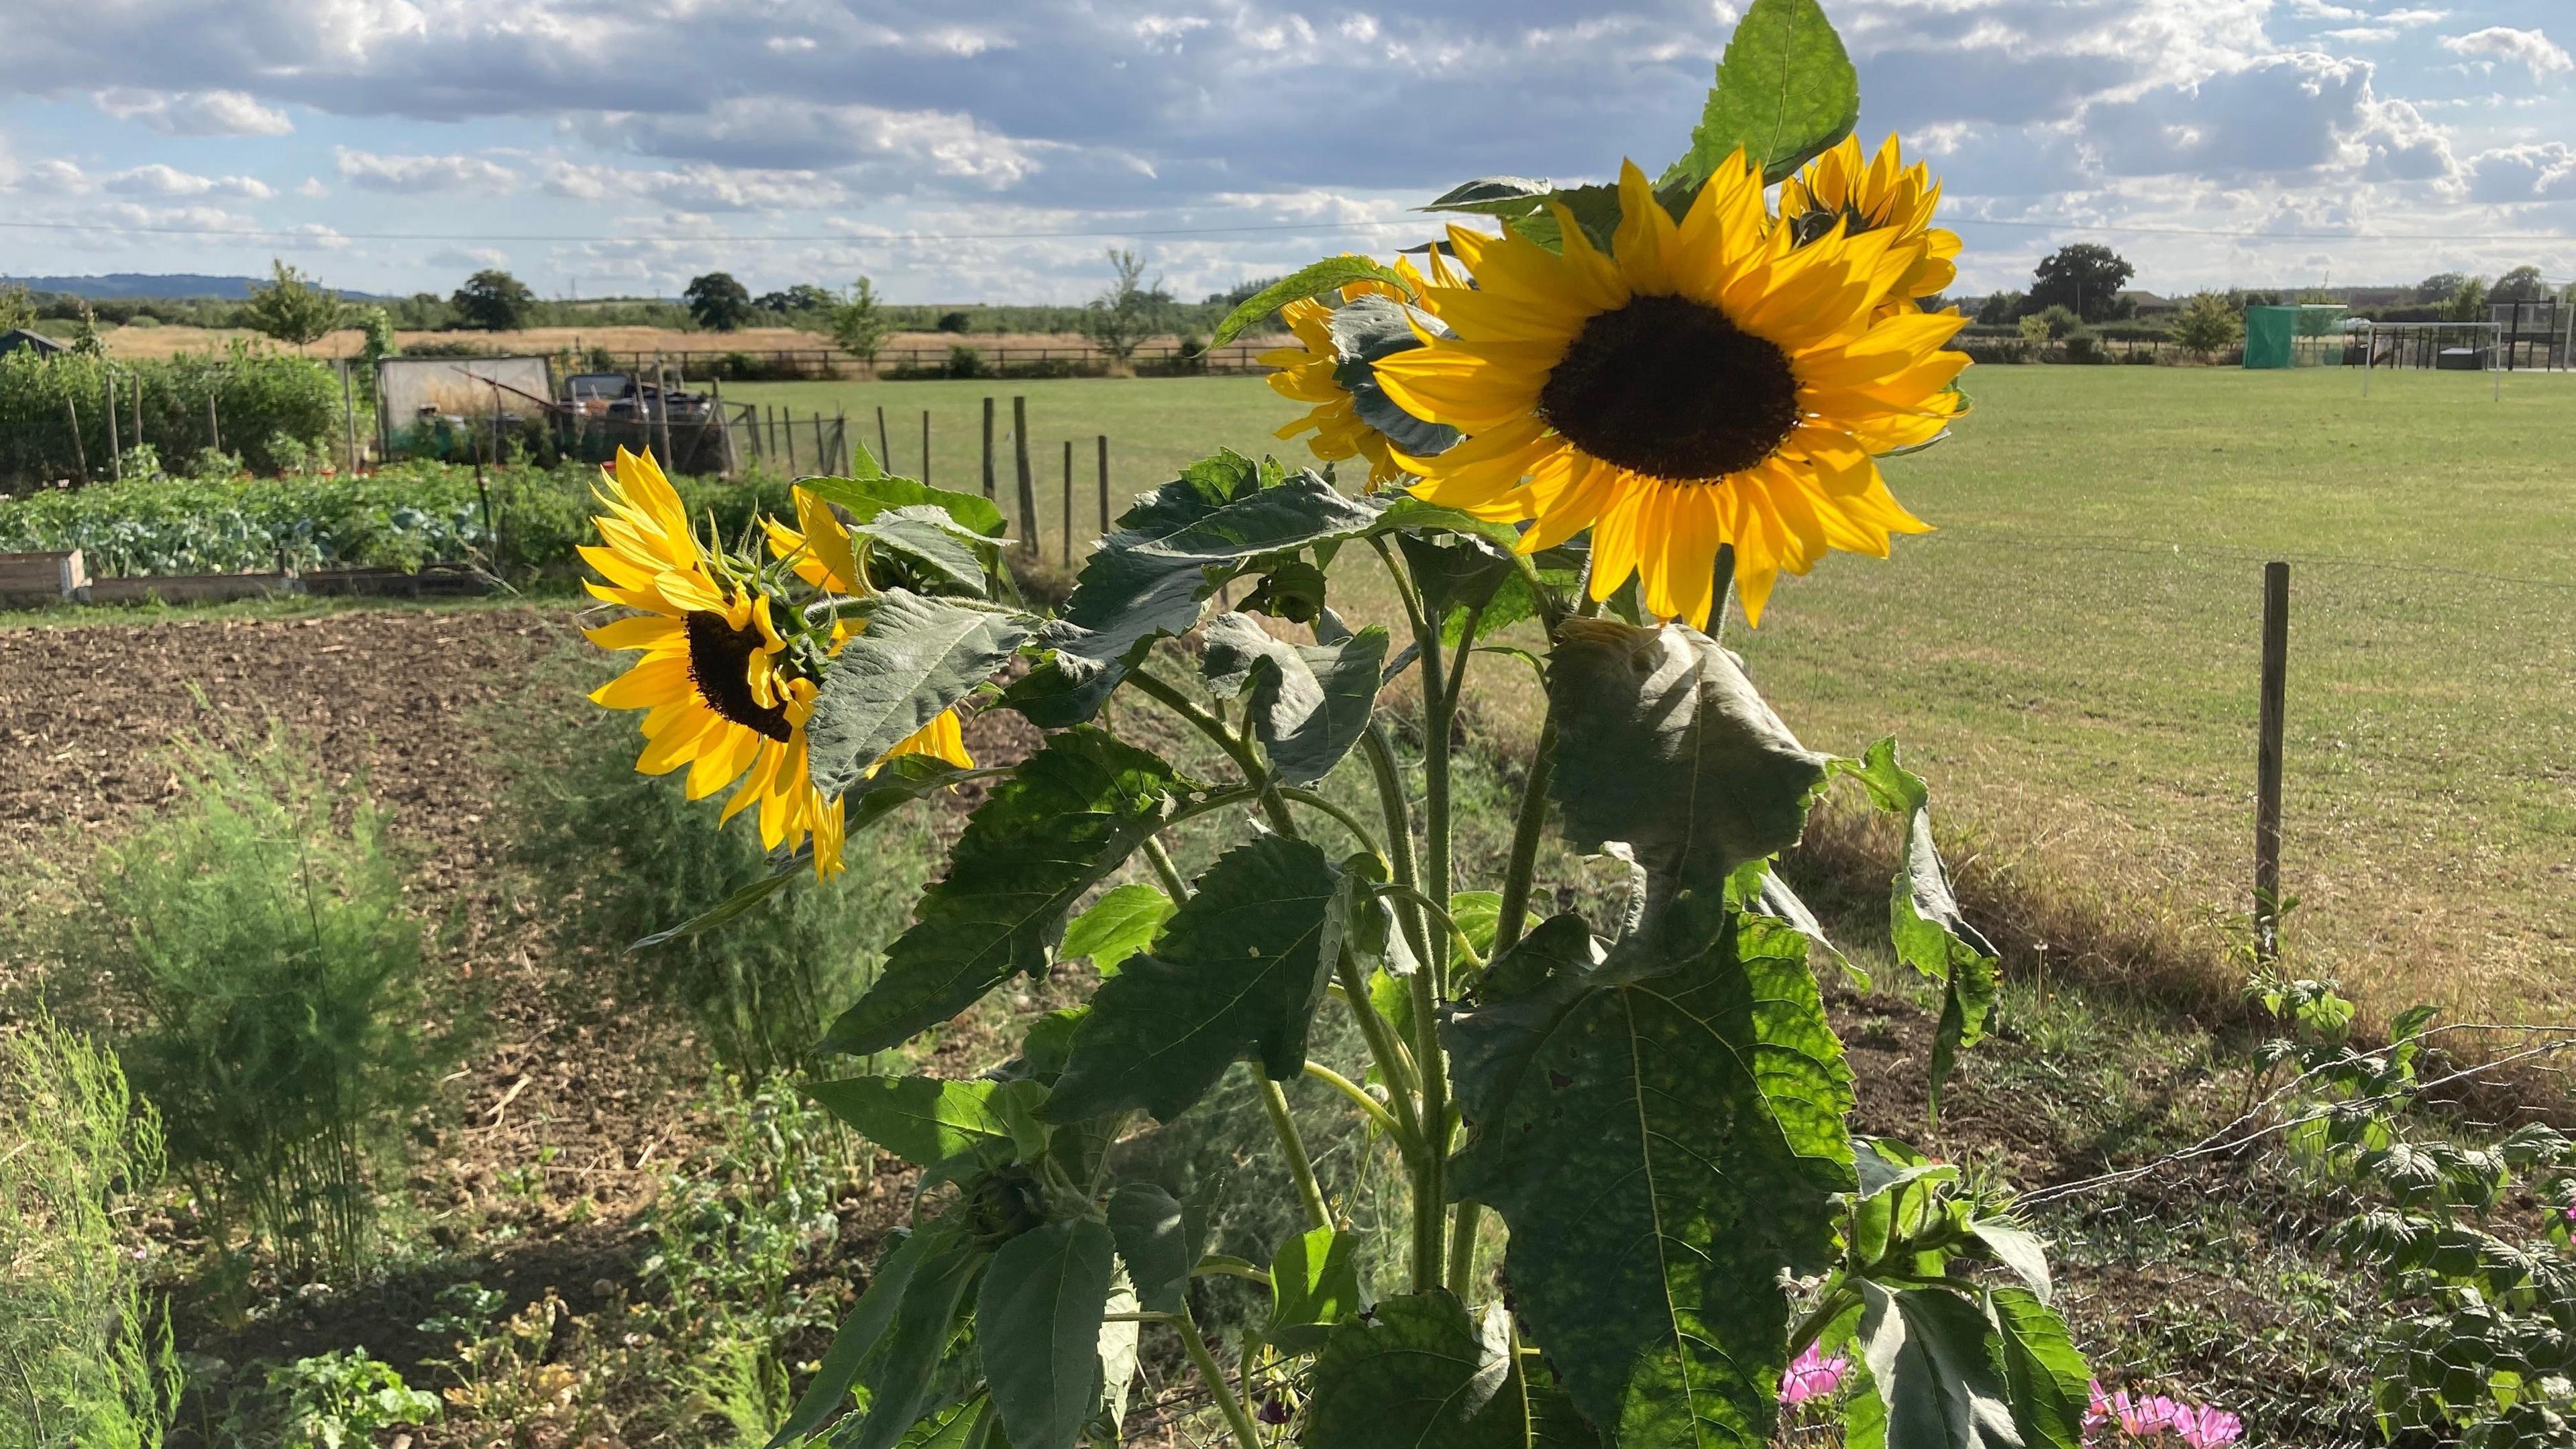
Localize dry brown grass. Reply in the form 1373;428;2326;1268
96;325;1285;363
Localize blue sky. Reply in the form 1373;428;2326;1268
2;0;2571;304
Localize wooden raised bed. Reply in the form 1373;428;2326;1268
301;562;493;598
86;572;292;605
0;549;88;604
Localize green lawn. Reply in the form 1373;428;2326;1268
739;366;2576;1026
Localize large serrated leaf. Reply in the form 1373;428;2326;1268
1851;1285;2018;1449
1212;256;1418;347
1660;0;1859;191
805;468;1008;540
806;591;1028;798
1547;619;1826;915
765;1227;936;1449
1266;1224;1364;1353
1832;740;2000;1119
1303;1291;1529;1448
1326;296;1462;460
1106;1183;1206;1316
855;507;989;596
836;1239;985;1449
1991;1289;2090;1449
1199;612;1387;785
1423;174;1556;216
804;1075;1020;1169
1061;883;1173;976
820;729;1191;1057
1446;906;1854;1442
978;1219;1118;1449
1044;836;1341;1123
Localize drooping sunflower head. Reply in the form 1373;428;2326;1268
1259;255;1464;491
1779;133;1961;313
1374;154;1967;628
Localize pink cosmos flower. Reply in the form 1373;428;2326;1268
1779;1344;1849;1405
2086;1379;2242;1447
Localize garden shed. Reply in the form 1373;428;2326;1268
0;328;66;360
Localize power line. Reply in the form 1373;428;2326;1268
0;217;1411;244
1945;217;2576;244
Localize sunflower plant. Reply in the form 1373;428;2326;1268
580;3;2090;1446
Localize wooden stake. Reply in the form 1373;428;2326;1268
876;405;891;469
1012;395;1037;554
2254;560;2290;963
981;396;996;499
1062;438;1073;564
105;371;121;480
922;410;932;485
64;394;87;482
1097;434;1110;531
207;387;221;454
341;363;358;474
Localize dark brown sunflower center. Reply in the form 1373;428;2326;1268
684;610;793;742
1788;202;1885;248
1537;292;1801;483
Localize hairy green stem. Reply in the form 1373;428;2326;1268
1128;666;1300;839
1192;1254;1273;1287
1358;724;1438;972
1446;1201;1483;1300
1491;713;1555;959
1178;1309;1267;1449
1141;835;1190;900
1332;947;1425;1160
1276;786;1386;865
1261;1077;1332;1232
1377;884;1489;972
1303;1060;1402;1141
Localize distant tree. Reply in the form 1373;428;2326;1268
829;276;893;368
1975;290;2024;325
2030;304;2085;341
356;307;400;366
2028;244;2134;323
2443;277;2489;323
2171;291;2243;360
451;270;537;331
935;311;972;333
2416;272;2471;303
240;258;346;350
0;283;33;333
1206;276;1285;308
68;303;106;358
684;272;755;331
1080;249;1172;366
2491;266;2548;304
756;283;836;313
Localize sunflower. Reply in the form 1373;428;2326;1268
582;448;853;874
1778;133;1961;316
1372;155;1967;628
1260;255;1458;490
763;484;976;777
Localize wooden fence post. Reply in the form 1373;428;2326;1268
1062;439;1074;564
981;396;997;500
105;371;122;481
2254;560;2290;963
1012;396;1037;555
786;408;799;473
208;388;221;454
1096;435;1110;532
341;362;358;474
922;410;932;485
876;405;890;469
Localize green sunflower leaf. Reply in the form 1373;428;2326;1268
1661;0;1860;191
855;506;991;596
1326;295;1462;460
1199;612;1389;786
764;1226;937;1449
1849;1284;2018;1449
1505;182;1623;254
1423;175;1556;217
1106;1183;1207;1316
1545;619;1827;922
839;1238;987;1449
1829;739;2000;1120
820;729;1191;1057
802;1075;1020;1169
977;1218;1119;1449
1445;905;1854;1442
1991;1288;2091;1449
1302;1291;1530;1447
1061;883;1175;977
805;590;1028;798
1044;836;1342;1124
1266;1224;1364;1353
1212;256;1419;347
805;466;1008;541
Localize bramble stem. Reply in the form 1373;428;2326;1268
1263;1077;1332;1232
1178;1309;1267;1449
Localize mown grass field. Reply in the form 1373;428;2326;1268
741;366;2576;1029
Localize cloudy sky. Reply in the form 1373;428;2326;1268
1;0;2571;304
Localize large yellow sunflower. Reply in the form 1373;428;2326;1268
1778;133;1961;315
763;485;976;775
1373;155;1967;628
1260;255;1457;490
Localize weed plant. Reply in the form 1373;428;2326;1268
0;1014;183;1449
65;731;457;1281
502;653;942;1081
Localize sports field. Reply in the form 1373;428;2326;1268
734;366;2576;1028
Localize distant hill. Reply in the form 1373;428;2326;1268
0;273;389;301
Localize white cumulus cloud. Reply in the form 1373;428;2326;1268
2440;26;2572;80
92;88;292;136
334;148;517;193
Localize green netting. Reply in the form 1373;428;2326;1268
2243;307;2296;369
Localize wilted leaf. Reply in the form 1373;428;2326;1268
1046;837;1341;1123
1446;905;1854;1441
1199;612;1387;785
820;729;1191;1057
